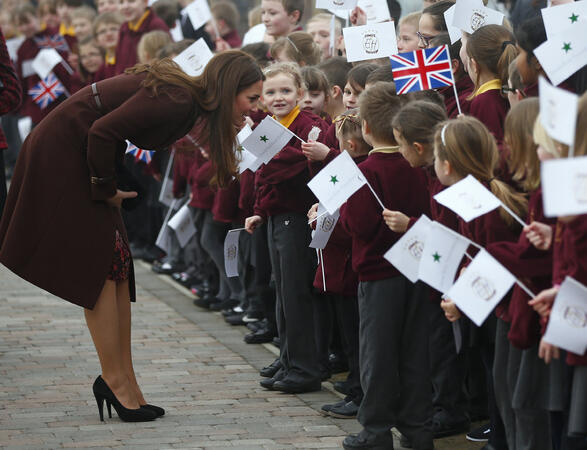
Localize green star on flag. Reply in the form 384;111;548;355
432;252;441;262
260;135;268;142
569;13;579;23
330;175;339;185
562;42;572;53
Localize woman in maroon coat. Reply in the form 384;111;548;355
0;50;263;422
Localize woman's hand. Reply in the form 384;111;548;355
538;338;560;364
524;221;553;250
301;141;330;162
307;203;319;222
350;6;367;26
441;298;462;322
382;209;409;233
245;215;263;234
106;189;138;209
528;286;559;318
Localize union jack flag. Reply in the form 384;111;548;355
34;34;70;52
390;45;454;95
126;141;154;164
28;73;67;109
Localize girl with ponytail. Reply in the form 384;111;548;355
466;24;518;145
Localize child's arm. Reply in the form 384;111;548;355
524;221;553;250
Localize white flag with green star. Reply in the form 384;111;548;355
308;150;367;215
539;76;578;146
541;2;587;39
446;249;516;326
534;25;587;87
418;221;470;293
240;116;296;164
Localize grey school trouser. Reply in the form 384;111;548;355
267;212;321;383
357;277;433;450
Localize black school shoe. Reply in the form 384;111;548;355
320;399;346;416
260;358;281;378
343;430;394;450
272;378;321;394
430;409;470;438
466;423;490;442
329;400;359;419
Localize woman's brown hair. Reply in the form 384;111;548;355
270;31;322;67
434;116;528;230
504;97;540;192
126;50;264;187
467;24;518;96
392;100;447;147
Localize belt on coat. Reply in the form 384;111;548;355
91;82;103;111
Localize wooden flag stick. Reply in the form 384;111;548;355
320;248;327;292
500;202;528;228
308;210;328;225
365;180;386;210
445;45;462;116
228;227;246;233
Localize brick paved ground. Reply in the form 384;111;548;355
0;262;485;449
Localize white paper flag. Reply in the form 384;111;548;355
159;150;176;207
329;14;336;56
32;48;63;80
447;249;516;326
317;0;358;8
6;36;24;62
534;26;587;87
434;175;501;223
173;38;213;77
357;0;391;23
308;150;368;215
155;199;179;253
17;117;32;142
235;124;259;173
539;76;578;147
543;276;587;355
240;116;296;164
444;5;463;44
541;2;587;39
170;19;184;42
310;204;341;249
224;229;242;277
451;0;504;34
384;214;432;283
182;0;212;31
342;21;398;62
541;155;587;217
418;221;470;293
168;204;197;248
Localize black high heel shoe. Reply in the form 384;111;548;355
141;404;165;417
93;376;156;422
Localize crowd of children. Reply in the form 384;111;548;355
0;0;586;449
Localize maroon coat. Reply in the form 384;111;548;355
487;190;554;349
114;8;169;75
238;169;255;218
0;27;22;150
15;28;79;124
440;75;473;118
340;151;429;281
0;73;198;309
212;179;240;223
468;88;509;145
253;110;329;218
190;159;215;210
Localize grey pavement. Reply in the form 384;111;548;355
0;261;484;449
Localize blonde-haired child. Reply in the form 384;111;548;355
137;29;171;64
306;12;342;60
245;62;329;394
270;31;321;66
397;11;421;53
71;5;96;41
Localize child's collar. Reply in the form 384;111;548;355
368;146;400;155
273;105;300;128
128;9;150;32
473;79;501;97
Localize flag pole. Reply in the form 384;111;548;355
499;202;528;228
365;180;386;210
516;280;536;299
228;227;246;233
445;44;462;116
319;248;327;292
308;210;328;225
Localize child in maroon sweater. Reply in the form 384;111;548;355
114;0;168;75
339;83;432;450
245;63;328;394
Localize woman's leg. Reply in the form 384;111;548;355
115;280;146;405
84;280;140;409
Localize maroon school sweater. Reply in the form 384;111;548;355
212;179;240;223
313;154;367;296
340;151;429;281
238;170;255;219
440;75;473;118
172;150;195;198
114;8;169;75
189;158;215;210
15;29;79;124
487;189;554;349
468;88;509;145
93;61;117;82
253;110;329;218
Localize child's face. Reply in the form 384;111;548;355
233;80;263;125
433;145;453;186
72;17;93;41
262;73;302;119
96;22;120;50
394;129;423;167
459;33;469;73
397;22;419;53
41;8;61;30
261;0;295;38
300;90;327;116
18;14;40;39
57;3;72;24
307;19;330;59
343;82;361;110
417;13;437;49
97;0;120;14
514;47;538;87
79;44;104;73
120;0;148;23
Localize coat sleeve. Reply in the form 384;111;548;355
0;28;22;115
86;86;192;201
